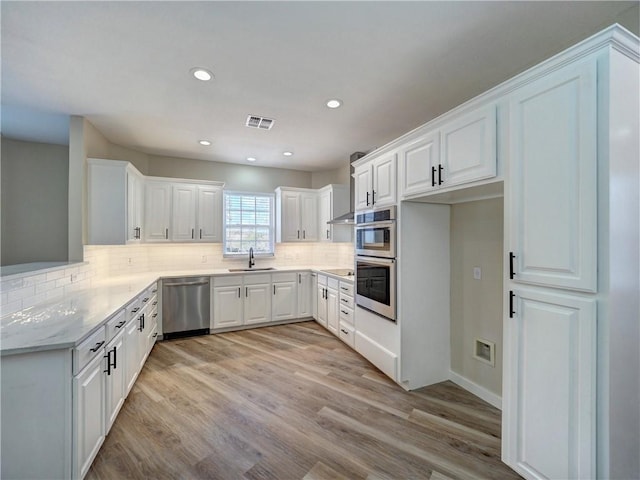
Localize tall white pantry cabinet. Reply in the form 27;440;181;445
502;26;639;480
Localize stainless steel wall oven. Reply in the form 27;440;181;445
355;206;396;321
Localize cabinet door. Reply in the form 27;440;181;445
280;191;302;241
144;181;172;241
124;319;140;394
104;330;125;434
244;283;271;325
508;60;597;292
300;192;318;241
212;285;243;328
318;190;332;241
502;287;595;480
172;184;197;241
326;287;339;335
440;104;497;187
297;272;313;318
272;281;297;321
316;285;328;327
72;352;105;480
372;154;397;207
400;132;439;197
311;274;318;320
197;186;222;242
354;165;372;210
137;312;148;370
126;170;143;242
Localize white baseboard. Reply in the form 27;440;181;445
448;370;502;410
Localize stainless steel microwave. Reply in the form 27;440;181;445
355;206;396;258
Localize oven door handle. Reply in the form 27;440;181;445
355;221;395;228
355;256;395;266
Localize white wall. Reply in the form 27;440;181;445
1;138;69;265
311;163;350;188
449;198;504;396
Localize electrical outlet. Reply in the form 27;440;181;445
201;255;207;263
128;257;132;265
473;267;482;280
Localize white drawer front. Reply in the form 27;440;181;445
213;275;242;287
126;298;142;322
74;327;106;375
272;272;296;283
338;321;355;348
105;309;127;343
339;292;354;309
339;305;354;325
328;277;339;290
338;281;354;297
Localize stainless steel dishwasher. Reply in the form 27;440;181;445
162;276;210;339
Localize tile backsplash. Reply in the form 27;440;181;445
1;243;353;315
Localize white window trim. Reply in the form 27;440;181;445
222;190;275;258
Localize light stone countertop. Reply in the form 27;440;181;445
0;266;353;356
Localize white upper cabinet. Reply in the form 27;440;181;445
275;188;318;242
354;154;397;210
144;180;172;242
508;60;597;292
145;179;223;243
317;185;351;242
400;131;439;197
171;184;197;241
87;159;144;245
440;104;497;187
197;186;222;242
398;104;497;199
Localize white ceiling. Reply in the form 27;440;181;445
1;1;637;172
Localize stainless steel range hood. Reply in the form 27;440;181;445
327;151;365;225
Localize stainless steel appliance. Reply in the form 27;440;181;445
355;206;396;258
162;276;210;339
355;255;396;321
355;205;397;321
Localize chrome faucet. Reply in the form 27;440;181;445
248;247;255;269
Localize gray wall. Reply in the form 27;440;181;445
1;138;69;265
147;155;312;192
449;198;504;395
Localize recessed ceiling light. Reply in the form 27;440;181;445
283;151;293;156
326;99;342;109
191;67;213;81
246;157;256;162
198;140;211;146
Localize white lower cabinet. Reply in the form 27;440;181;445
212;274;272;328
212;281;244;328
244;281;271;325
272;273;297;322
503;287;596;480
316;274;328;328
326;278;339;336
72;349;106;480
104;329;126;434
296;271;313;318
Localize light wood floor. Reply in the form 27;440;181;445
87;321;521;480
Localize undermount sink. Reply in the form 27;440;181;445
228;267;277;272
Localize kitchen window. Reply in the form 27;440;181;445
223;191;275;256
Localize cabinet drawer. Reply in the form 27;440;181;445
338;321;355;348
328;277;339;290
318;274;327;286
214;275;241;287
339;292;354;309
73;327;106;375
272;272;296;283
338;281;354;297
244;273;271;285
339;305;354;325
126;298;142;322
106;309;127;343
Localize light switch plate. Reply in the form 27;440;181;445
473;266;482;280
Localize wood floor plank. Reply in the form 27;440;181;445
87;321;520;480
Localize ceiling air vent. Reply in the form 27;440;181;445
246;115;274;130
